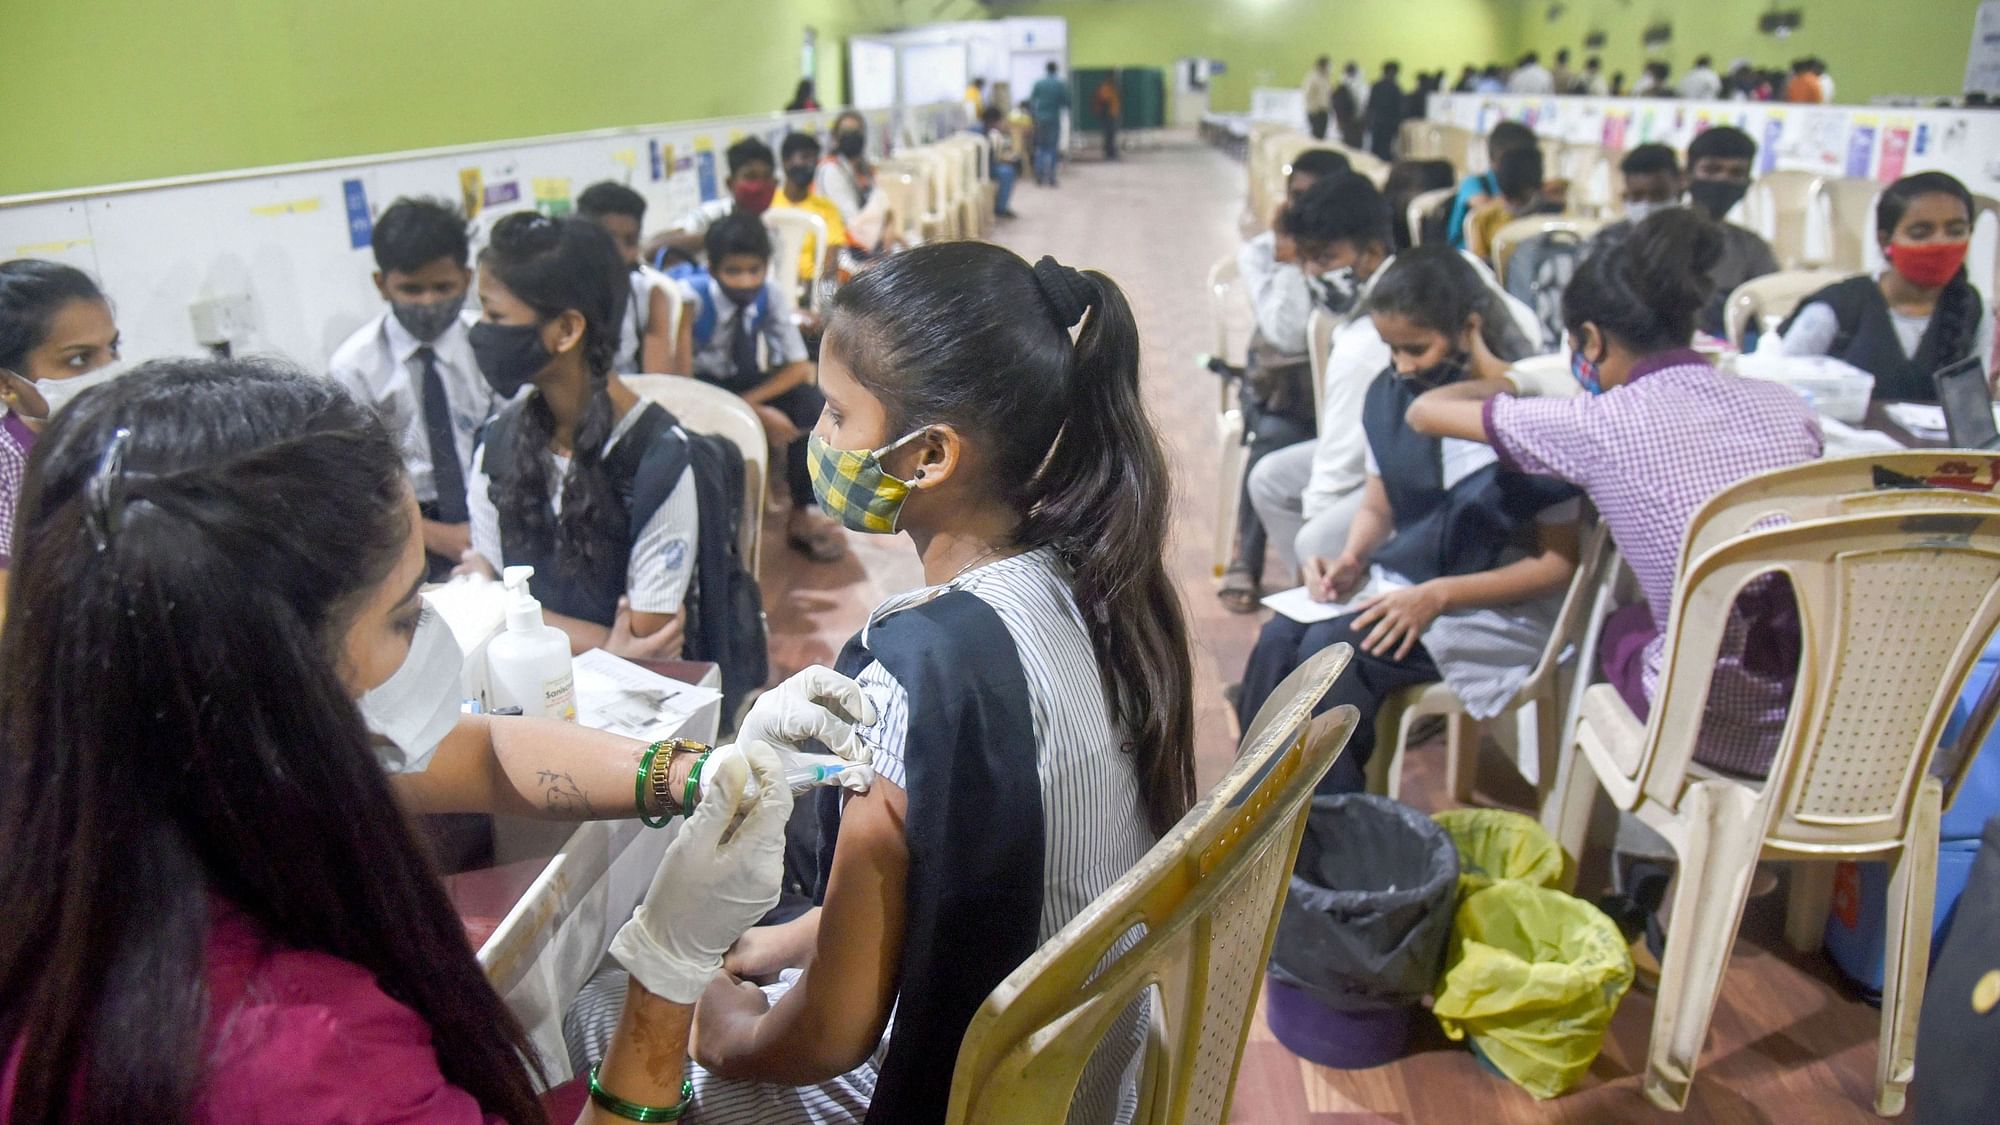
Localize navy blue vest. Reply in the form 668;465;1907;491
1776;275;1976;403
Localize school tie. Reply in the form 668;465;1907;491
417;346;468;524
730;303;759;384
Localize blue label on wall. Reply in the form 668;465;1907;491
1845;121;1877;179
342;178;372;249
649;140;664;182
696;149;719;203
1915;122;1932;156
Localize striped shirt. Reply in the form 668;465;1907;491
564;549;1152;1123
0;411;30;569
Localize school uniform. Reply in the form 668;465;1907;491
564;549;1152;1124
466;399;698;626
0;410;33;569
1237;367;1580;794
688;273;821;508
329;309;498;575
1778;274;1994;401
613;263;693;375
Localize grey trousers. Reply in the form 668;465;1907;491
1246;441;1364;579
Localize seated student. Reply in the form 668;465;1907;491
1596;127;1778;339
570;242;1192;1125
1408;208;1823;778
1219;147;1352;613
769;132;849;309
329;198;497;581
578;181;696;376
1235;245;1576;795
655;137;780;262
1446;121;1538;248
816;111;897;255
1595;143;1683;230
0;260;123;603
462;213;698;655
1465;145;1557;264
687;212;846;562
0;355;860;1122
1780;171;1992;400
1248;175;1547;584
973;105;1021;219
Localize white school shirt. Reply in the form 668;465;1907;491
1237;231;1313;354
1678;67;1723;101
466;402;699;615
689;276;810;384
814;157;869;225
1506;65;1555;95
614;264;695;375
329;309;497;508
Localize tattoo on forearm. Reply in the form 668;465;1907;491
538;770;594;817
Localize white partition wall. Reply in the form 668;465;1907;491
0;103;966;376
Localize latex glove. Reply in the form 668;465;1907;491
735;666;879;765
1504;354;1583;399
610;740;792;1003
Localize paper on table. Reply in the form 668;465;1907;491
1261;584;1364;624
1885;402;1951;439
572;649;722;741
1818;416;1906;457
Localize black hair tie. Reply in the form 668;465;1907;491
1031;256;1094;329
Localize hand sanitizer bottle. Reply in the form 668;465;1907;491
486;566;577;722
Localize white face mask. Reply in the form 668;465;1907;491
358;604;466;773
25;358;130;419
1622;199;1675;226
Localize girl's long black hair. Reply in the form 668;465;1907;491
0;359;546;1123
1562;207;1726;352
1364;243;1539;362
482;212;629;577
828;243;1196;836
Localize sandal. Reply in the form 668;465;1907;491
787;520;848;564
1217;564;1261;615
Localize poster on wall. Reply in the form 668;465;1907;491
1759;113;1784;173
1601;111;1628;151
1845;116;1878;179
1880;119;1913;182
694;138;719;203
1967;1;2000;93
342;179;372;250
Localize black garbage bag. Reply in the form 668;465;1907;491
1269;793;1460;1010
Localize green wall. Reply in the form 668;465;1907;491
1509;0;1983;105
1009;0;1513;113
0;0;971;197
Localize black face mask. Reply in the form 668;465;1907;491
1402;353;1468;393
835;132;865;159
783;163;815;190
721;284;764;307
468;321;550;398
1688;178;1750;222
390;296;464;343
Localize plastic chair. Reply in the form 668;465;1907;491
944;646;1360;1125
1559;145;1618;218
1406;186;1456;247
1551;502;2000;1115
1720;268;1855;351
1685;450;2000;564
1305;305;1335;425
1208;254;1250;580
623;374;769;579
1490;216;1605;281
1823;177;1882;273
870;165;929;247
1366;521;1614;808
1972;194;2000;305
1744;170;1830;270
761;209;828;312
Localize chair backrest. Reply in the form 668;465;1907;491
945;647;1358;1125
1744;170;1830;269
1306;305;1336;423
1495;218;1604;348
1559;145;1617;217
1682;450;2000;565
761;209;826;310
1721;268;1855;350
1974;194;2000;305
1206;251;1244;363
1636;506;2000;850
1491;215;1603;281
1407;186;1456;247
1823;177;1882;273
870;166;926;245
1518;519;1614;701
622;374;769;577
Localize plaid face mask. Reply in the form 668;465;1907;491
806;429;924;534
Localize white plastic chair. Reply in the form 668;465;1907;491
1720;269;1855;351
623;374;769;579
1743;170;1830;270
1305;305;1336;425
1551;500;2000;1115
1489;215;1605;281
1823;177;1882;274
1207;254;1249;580
762;208;832;313
1365;520;1613;807
1406;186;1456;247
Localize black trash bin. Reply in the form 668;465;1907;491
1266;793;1459;1068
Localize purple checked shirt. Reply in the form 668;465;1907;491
1484;349;1825;775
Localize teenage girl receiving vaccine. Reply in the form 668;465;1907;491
572;244;1195;1124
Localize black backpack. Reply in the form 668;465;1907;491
1503;229;1590;351
680;430;769;726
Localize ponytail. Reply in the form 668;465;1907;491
1563;207;1724;352
1018;269;1197;836
828;244;1197;836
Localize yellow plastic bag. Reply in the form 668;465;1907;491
1432;880;1635;1099
1432;807;1570;902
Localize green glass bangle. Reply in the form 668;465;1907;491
635;743;667;828
682;750;711;818
587;1061;692;1121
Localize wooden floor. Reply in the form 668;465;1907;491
756;135;1908;1123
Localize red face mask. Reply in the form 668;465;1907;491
1887;240;1970;289
732;179;777;215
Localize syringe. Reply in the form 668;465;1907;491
698;758;869;802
